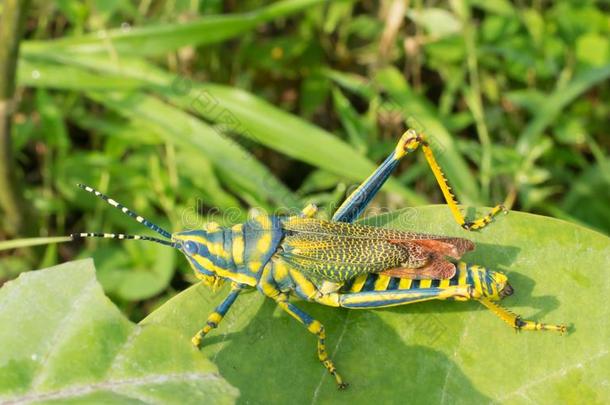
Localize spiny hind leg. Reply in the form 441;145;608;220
331;131;420;223
192;283;244;347
418;135;506;230
478;298;567;334
275;297;348;389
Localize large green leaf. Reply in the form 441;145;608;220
143;207;609;403
0;259;238;404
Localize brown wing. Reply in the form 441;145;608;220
379;253;457;279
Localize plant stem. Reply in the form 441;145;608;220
463;17;491;201
0;0;30;235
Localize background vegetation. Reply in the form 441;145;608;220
1;0;608;323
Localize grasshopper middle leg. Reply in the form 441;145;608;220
275;296;348;389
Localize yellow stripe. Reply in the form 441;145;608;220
471;265;484;294
289;269;317;299
259;263;280;298
349;275;368;293
439;279;451;288
458;262;468;285
231;224;244;266
248;260;262;274
374;275;391;291
343;291;426;305
205;222;221;232
398;279;413;289
194;255;255;286
419;279;432;288
272;259;289;282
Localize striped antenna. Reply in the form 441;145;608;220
71;232;176;248
77;184;172;239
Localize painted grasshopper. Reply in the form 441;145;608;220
72;129;567;389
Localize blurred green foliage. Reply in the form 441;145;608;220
0;0;608;319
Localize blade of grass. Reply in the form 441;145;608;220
0;236;72;251
17;59;298;208
515;65;610;154
20;52;424;205
87;91;300;210
22;0;340;57
374;66;482;205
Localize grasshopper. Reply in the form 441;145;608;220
72;129;567;389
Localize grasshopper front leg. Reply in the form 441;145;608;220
275;297;348;389
192;282;245;347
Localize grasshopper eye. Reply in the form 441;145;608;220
184;241;198;255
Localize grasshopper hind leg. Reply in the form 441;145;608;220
478;297;567;334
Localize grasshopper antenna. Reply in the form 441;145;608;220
70;232;177;248
76;183;172;239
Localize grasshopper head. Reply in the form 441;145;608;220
70;185;227;290
173;224;226;290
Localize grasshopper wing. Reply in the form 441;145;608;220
279;218;473;282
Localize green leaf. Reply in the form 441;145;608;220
143;207;609;403
0;259;238;404
22;0;332;57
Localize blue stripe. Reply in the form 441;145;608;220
333;155;399;223
387;277;400;290
363;274;378;291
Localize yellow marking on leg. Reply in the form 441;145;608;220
439;279;451;288
465;204;506;230
421;142;465;226
289;269;318;299
394;129;420;159
271;258;289;281
276;301;347;389
478;298;567;334
259;263;281;299
301;203;318;218
421;137;505;231
419;279;432;288
398;279;413;289
349;274;368;292
374;275;391;291
192;311;225;347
